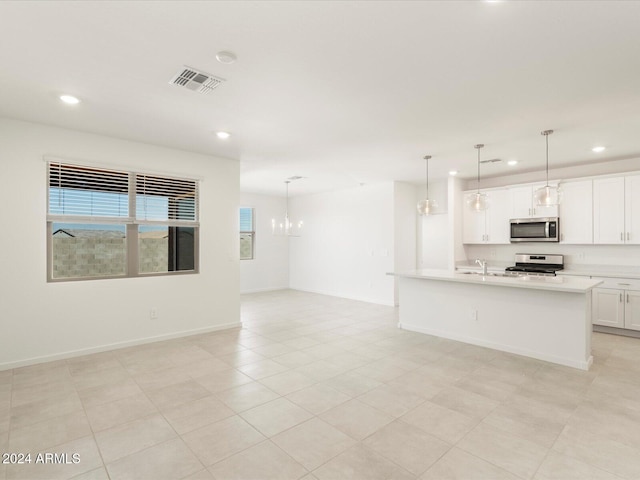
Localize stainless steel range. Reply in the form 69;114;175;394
505;253;564;277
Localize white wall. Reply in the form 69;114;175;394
288;183;395;305
393;182;418;304
419;215;449;269
417;177;465;271
240;192;289;293
0;118;240;370
449;176;467;269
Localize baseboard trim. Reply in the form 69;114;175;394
240;286;289;294
593;325;640;338
0;321;242;371
289;287;395;306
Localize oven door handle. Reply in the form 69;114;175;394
545;222;550;238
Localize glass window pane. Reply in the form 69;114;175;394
240;233;253;260
240;207;253;232
136;174;197;221
139;226;196;273
51;223;126;279
49;188;129;217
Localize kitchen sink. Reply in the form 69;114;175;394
459;271;510;277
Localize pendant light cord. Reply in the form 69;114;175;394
541;129;553;187
477;148;480;193
285;181;290;218
545;132;549;186
474;144;484;193
424;156;430;199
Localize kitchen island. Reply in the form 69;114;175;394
393;270;602;370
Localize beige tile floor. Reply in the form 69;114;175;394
1;289;640;479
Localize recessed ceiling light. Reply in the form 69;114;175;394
59;95;80;105
216;131;231;139
507;160;518;166
592;146;606;153
449;170;458;176
216;51;237;64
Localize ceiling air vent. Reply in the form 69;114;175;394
169;66;225;94
480;158;502;164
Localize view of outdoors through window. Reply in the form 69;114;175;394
240;207;254;260
48;163;198;280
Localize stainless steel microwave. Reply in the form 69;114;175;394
510;217;559;242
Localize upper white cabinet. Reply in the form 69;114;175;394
625;174;640;244
509;184;559;219
593;174;640;244
462;188;510;244
559;180;593;244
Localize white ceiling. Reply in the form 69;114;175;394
1;1;640;196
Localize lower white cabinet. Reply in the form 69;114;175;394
592;288;625;328
592;278;640;331
626;290;640;330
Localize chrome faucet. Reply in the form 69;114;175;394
475;259;488;276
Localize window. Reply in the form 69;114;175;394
239;207;254;260
47;161;199;281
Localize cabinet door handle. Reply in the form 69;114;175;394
533;208;536;216
628;232;631;241
620;293;623;302
528;208;531;216
486;234;489;242
627;293;630;303
621;232;624;241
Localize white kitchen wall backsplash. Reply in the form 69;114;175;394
464;243;640;268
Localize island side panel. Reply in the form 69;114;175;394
397;276;592;370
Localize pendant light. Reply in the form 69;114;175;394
533;130;561;206
272;180;303;236
417;155;437;215
466;144;489;211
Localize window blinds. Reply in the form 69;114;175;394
48;162;129;218
48;161;199;223
136;174;198;222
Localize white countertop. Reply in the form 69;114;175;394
560;265;640;279
392;269;602;293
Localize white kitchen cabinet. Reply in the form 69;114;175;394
509;184;559;219
559;180;593;244
625;175;640;244
592;287;625;328
462;188;510;244
593;175;640;244
593;177;625;244
626;290;640;331
592;277;640;331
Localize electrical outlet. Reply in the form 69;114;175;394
469;309;478;321
577;252;585;261
150;308;158;320
490;249;497;258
